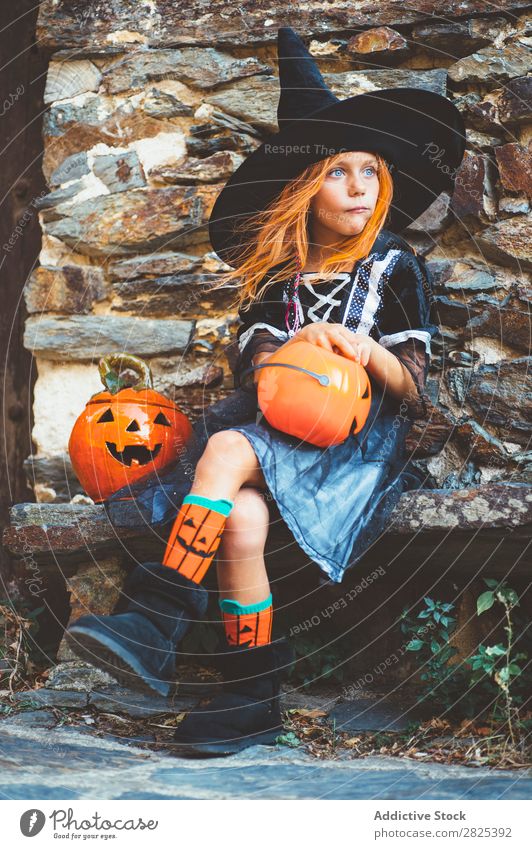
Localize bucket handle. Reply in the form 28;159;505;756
240;361;330;386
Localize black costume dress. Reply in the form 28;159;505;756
107;229;439;584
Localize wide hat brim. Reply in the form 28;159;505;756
209;87;466;267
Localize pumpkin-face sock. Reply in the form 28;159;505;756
219;593;273;647
162;494;234;583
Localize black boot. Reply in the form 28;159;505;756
171;637;295;757
64;562;208;697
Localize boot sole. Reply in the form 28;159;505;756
171;728;282;757
64;626;171;698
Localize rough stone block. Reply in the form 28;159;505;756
12;688;88;709
448;42;531;86
110;271;236;317
466;356;532;446
88;688;200;718
151;150;243;184
450;151;497;220
465;286;532;353
92;150;146;193
43;186;220;257
58;556;128;661
49;151;90;188
24;265;107;314
330;698;432;733
346;27;408;58
36;1;531;52
410;18;505;57
24;315;194;360
142;87;193;118
498;75;532;125
494;142;532;199
46;661;116;691
102;48;271;94
108;251;203;281
476;216;532;270
426;258;504;294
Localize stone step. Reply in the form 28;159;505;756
5;482;532;575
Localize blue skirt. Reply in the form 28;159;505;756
107;380;419;584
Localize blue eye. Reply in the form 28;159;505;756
363;166;376;177
329;167;345;177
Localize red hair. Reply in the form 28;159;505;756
209;151;394;311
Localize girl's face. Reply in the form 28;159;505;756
309;151;380;243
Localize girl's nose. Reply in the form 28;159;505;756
347;174;366;195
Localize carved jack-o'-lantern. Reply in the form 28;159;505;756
68;354;193;502
243;339;372;448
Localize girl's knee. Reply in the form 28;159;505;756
202;430;255;467
222;488;270;550
227;488;269;529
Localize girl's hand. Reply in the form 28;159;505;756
340;333;375;367
286;322;375;367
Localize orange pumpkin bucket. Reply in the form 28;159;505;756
245;339;371;448
68;353;193;502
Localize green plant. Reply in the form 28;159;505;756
400;597;468;710
399;582;531;752
466;579;529;747
275;730;300;747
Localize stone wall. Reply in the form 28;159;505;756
26;1;531;502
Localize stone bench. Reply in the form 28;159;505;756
3;483;531;685
5;481;531;570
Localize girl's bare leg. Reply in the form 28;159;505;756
187;431;271;606
188;431;268;501
216;487;271;605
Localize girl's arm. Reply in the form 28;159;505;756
280;322;419;403
359;337;420;403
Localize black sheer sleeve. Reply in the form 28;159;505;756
232;279;290;391
385;337;432;419
378;251;438;419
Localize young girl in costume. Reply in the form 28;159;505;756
66;27;465;757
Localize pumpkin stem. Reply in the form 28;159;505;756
98;353;153;394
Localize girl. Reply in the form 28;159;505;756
66;27;465;757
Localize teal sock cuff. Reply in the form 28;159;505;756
182;494;234;517
219;593;273;615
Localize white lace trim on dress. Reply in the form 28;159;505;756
378;330;432;354
238;322;290;353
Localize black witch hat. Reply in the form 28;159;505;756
209;27;466;266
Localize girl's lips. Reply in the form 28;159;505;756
347;207;369;212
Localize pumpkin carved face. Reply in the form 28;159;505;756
176;512;223;561
94;399;170;468
68;355;193;502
